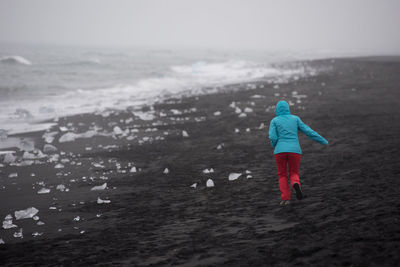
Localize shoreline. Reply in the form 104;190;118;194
1;56;400;266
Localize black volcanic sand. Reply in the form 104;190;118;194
1;57;400;266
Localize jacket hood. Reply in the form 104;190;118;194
275;100;290;116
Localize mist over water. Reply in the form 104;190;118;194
0;44;336;134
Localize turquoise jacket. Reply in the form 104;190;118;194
269;100;328;155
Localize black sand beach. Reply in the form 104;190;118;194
1;57;400;266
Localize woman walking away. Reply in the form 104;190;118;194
269;100;328;206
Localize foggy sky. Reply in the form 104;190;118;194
1;0;400;53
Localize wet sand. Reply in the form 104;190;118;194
1;57;400;266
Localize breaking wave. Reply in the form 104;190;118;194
0;55;32;65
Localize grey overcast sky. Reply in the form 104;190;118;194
1;0;399;53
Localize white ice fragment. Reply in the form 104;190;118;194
206;179;214;188
113;126;123;135
93;163;105;168
59;126;68;132
37;221;45;225
59;132;76;143
97;197;111;204
244;107;253;113
203;168;214;174
258;123;266;129
213;111;221;116
273;84;280;89
245;170;252;174
235;107;242;114
238;113;247;118
43;144;57;153
73;216;80;221
8;172;18;178
217;144;223;150
42;131;58;143
2;214;17;229
163;168;169;174
235;128;240;133
32;232;43;237
80;230;85;234
49;207;57;210
250;94;265;99
13;228;23;238
229;102;236;108
3;153;16;164
56;184;66;191
32;216;39;221
229;173;242;181
130;166;137;173
54;163;64;169
246;128;251;132
246;175;253;179
182;130;189;138
15;207;39;220
0;238;4;244
91;183;107;191
190;183;197;189
37;188;50;194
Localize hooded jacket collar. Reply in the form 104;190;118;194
275;100;290;116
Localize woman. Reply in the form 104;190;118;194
269;100;328;206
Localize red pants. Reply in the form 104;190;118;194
274;152;301;200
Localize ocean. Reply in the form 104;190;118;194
0;44;324;135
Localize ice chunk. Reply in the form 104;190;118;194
59;126;68;132
15;207;39;220
246;175;253;179
8;172;18;178
97;197;111;204
235;128;240;133
130;166;137;173
91;183;107;191
163;168;169;174
37;221;45;225
37;188;50;194
182;130;189;138
59;132;76;143
3;153;16;164
42;131;58;143
54;163;64;169
245;170;252;174
13;228;23;238
216;143;224;150
32;216;39;221
250;94;265;99
43;144;57;153
246;128;251;132
206;179;214;187
113;126;123;135
238;113;247;118
32;232;43;237
56;184;66;191
0;238;4;244
229;102;236;108
93;163;105;168
244;107;253;113
235;107;242;114
258;123;266;129
213;111;221;116
17;139;35;151
190;183;197;189
3;214;17;229
229;173;242;181
73;216;80;221
203;168;214;174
